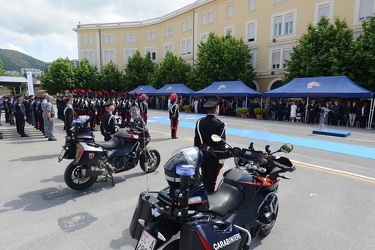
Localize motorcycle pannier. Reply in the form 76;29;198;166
129;192;156;240
180;220;241;250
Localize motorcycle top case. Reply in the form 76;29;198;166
75;142;104;166
180;220;241;250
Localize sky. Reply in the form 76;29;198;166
0;0;197;63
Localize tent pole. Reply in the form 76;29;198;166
305;97;309;123
260;97;263;108
367;97;374;129
246;96;248;108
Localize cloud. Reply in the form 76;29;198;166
0;42;28;54
0;0;196;62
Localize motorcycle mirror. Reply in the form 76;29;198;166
280;143;293;153
211;134;222;142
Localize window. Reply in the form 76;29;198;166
227;4;234;18
284;14;294;35
182;19;192;32
201;34;208;43
164;43;173;55
104;49;116;63
249;51;257;69
359;0;374;20
249;0;256;11
124;49;136;62
225;27;234;37
272;51;281;69
247;21;256;42
202;13;207;25
83;35;93;44
104;34;114;44
146;31;156;41
272;10;296;38
181;39;192;55
82;50;94;64
164;26;173;37
274;16;282;37
318;4;330;20
283;50;291;68
146;47;157;61
208;11;214;23
125;33;136;43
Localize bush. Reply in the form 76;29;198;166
183;105;190;111
254;107;265;115
237;107;248;114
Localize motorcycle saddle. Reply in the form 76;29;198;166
208;183;244;217
95;137;121;149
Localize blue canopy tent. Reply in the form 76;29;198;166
129;85;157;95
192;81;262;97
262;76;375;128
148;83;194;96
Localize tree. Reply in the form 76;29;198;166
124;51;155;91
284;16;355;83
351;15;375;91
187;32;255;90
150;52;191;89
0;59;5;76
74;59;100;91
100;61;124;93
41;57;74;95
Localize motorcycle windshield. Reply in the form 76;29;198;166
238;125;274;153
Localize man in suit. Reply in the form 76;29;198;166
64;96;75;135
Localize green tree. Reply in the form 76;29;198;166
100;61;124;93
150;52;191;89
74;59;100;91
124;51;155;91
351;15;375;91
0;59;5;76
187;32;255;90
284;16;354;83
41;57;74;95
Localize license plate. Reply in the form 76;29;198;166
136;230;157;250
58;149;66;162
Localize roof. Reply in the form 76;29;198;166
149;83;194;96
129;85;156;95
0;76;28;87
262;76;374;98
193;81;262;97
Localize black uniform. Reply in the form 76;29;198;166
64;105;75;135
169;102;179;138
194;113;226;193
100;111;116;141
15;98;27;136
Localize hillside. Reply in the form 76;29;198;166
0;48;49;72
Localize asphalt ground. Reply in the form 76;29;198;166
0;109;374;249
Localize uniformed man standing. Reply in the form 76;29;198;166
14;95;29;137
63;96;75;135
169;93;179;139
45;96;57;141
194;96;226;194
100;101;116;141
139;94;148;124
41;94;48;136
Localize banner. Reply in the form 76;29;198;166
27;72;34;96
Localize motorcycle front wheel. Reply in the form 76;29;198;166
139;149;161;173
64;162;98;190
258;198;279;236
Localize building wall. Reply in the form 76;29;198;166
74;0;369;92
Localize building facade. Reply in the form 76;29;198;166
73;0;372;92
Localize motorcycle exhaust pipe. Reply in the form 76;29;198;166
80;166;108;177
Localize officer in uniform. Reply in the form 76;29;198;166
169;93;179;139
139;94;148;124
194;96;226;194
63;96;76;135
45;96;57;141
41;94;48;136
14;95;29;137
100;100;116;141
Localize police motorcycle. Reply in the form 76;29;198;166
58;107;161;190
129;128;295;249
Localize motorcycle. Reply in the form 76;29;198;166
58;110;161;191
129;128;295;249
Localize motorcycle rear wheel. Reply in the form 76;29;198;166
139;149;161;173
64;162;98;190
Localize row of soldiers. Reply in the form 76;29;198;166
56;93;149;131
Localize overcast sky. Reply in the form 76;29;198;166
0;0;197;63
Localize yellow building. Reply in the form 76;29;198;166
73;0;371;92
